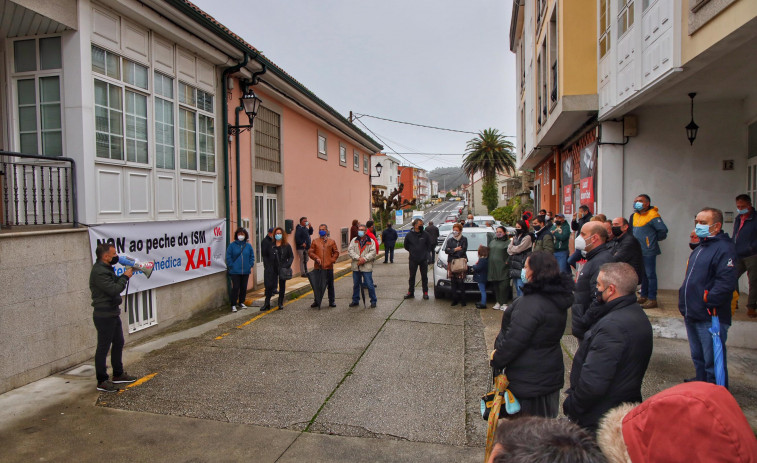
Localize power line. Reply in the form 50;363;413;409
353;118;423;169
352;112;516;137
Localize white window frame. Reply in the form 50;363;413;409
599;0;611;59
154;72;175;170
353;150;360;171
317;131;328;160
126;289;157;333
363;154;369;174
177;82;216;173
617;0;635;38
339;142;347;167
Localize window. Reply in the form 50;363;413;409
177;82;215;172
127;289;157;333
255;106;282;173
353;150;360;171
339;142;347;167
94;79;123;160
317;132;327;160
12;37;63;156
154;73;175;169
179;108;197;170
363;154;369;174
643;0;651;10
599;0;611;58
618;0;635;37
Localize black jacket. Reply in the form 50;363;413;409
261;235;274;268
381;227;398;246
492;274;574;398
611;231;645;283
572;243;616;340
571;213;593;236
732;209;757;259
564;294;653;431
425;224;440;243
405;229;434;263
444;235;468;262
294;224;313;250
90;260;129;316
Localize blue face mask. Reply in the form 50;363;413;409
358;230;365;237
634;202;644;211
738;208;750;215
694;223;712;239
275;233;283;240
319;230;327;237
520;268;528;283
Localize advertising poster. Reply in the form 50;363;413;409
88;218;227;293
562;156;573;215
579;141;597;208
395;209;404;226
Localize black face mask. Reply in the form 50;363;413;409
612;226;623;237
689;242;700;250
417;226;424;232
110;255;120;265
533;225;542;232
593;287;606;305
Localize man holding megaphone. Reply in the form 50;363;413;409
89;243;138;393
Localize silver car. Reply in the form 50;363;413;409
433;228;495;299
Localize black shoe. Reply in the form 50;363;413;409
349;302;359;307
96;380;118;393
683;377;697;383
273;290;279;295
475;303;486;309
383;261;388;264
423;293;429;300
112;372;138;384
260;304;270;311
311;302;319;308
329;303;337;307
404;293;414;299
451;301;458;306
461;302;467;307
370;302;377;308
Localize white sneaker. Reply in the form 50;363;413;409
500;304;508;311
231;306;237;312
493;303;501;310
239;303;247;309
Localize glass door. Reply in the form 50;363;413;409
254;185;278;281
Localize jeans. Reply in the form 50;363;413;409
408;259;429;294
352;271;377;304
514;277;524;297
477;282;487;305
685;317;729;388
554;250;569;274
229;273;250;305
567;249;583;269
641;254;658;300
297;248;309;274
384;245;395;263
93;315;125;383
737;255;757;308
314;269;335;305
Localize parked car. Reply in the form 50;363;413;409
433;228;495;299
444;214;458;223
437;223;455;246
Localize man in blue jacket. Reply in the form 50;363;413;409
629;194;668;309
679;207;738;388
733;194;757;318
294;216;313;276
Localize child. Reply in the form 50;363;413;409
470;245;489;309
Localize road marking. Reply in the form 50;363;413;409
118;372;158;393
214;332;231;340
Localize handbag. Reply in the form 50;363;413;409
279;267;293;280
450;257;468;274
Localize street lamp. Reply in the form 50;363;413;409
370;162;383;178
228;88;262;136
685;92;698;146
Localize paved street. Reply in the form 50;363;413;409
2;249;756;462
398;199;463;230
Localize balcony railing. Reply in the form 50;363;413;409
0;151;78;229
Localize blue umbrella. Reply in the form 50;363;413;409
709;309;726;387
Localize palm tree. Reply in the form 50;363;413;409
462;128;516;213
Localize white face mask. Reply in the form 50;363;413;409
237;235;245;241
453;230;460;237
574;235;587;251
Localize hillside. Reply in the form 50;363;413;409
429;167;468;192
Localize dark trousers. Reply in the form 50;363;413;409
492;279;511;305
93;315;125;383
513;390;560;418
737;255;757;308
384;245;395;263
264;270;286;308
229;273;250;305
314;269;336;305
408;259;429;294
451;275;466;302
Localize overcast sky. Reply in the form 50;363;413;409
192;0;516;171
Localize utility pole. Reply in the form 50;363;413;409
349;111;353;123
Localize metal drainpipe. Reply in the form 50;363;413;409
235;101;244;229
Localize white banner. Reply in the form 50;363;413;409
88;218;227;293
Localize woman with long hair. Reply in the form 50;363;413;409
491;251;574;418
445;222;468;306
262;227;293;310
508;219;533;297
225;227;254;312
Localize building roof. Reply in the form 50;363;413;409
167;0;382;152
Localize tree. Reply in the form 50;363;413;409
445;192;453;199
462;128;516;214
372;183;416;230
481;178;499;213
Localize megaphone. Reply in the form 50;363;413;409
118;255;154;279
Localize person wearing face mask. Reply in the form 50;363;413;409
508;220;533;297
531;215;555;254
226;227;255;313
564;262;652;432
404;218;435;300
463;213;479;228
628;194;668;309
294;217;314;276
550;214;571;274
488;226;512;310
89;242;136;393
445;223;469;306
309;224;340;308
732;194;757;318
491;251;574;418
679;207;738;387
610;217;644;284
262;227;293;311
568;205;593;269
349;224;378;308
571;222;616;340
381;222;398;263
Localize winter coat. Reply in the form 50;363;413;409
366;229;380;252
492;274;574;398
308;237;340;270
263;243;293;287
596;382;757;463
550;222;571;251
471;257;488;283
563;293;653;432
732;209;757;259
571;212;593;236
225;240;254;275
294;224;314;250
381;227;398;247
90;260;129;315
487;236;510;281
261;235;274;268
610;231;644;283
405;229;434;263
678;231;738;325
425;224;440;243
629;207;668;256
507;232;532;279
444;234;468;262
532;226;554;253
348;237;377;272
572;243;616;340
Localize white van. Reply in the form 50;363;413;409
411;210;424;221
